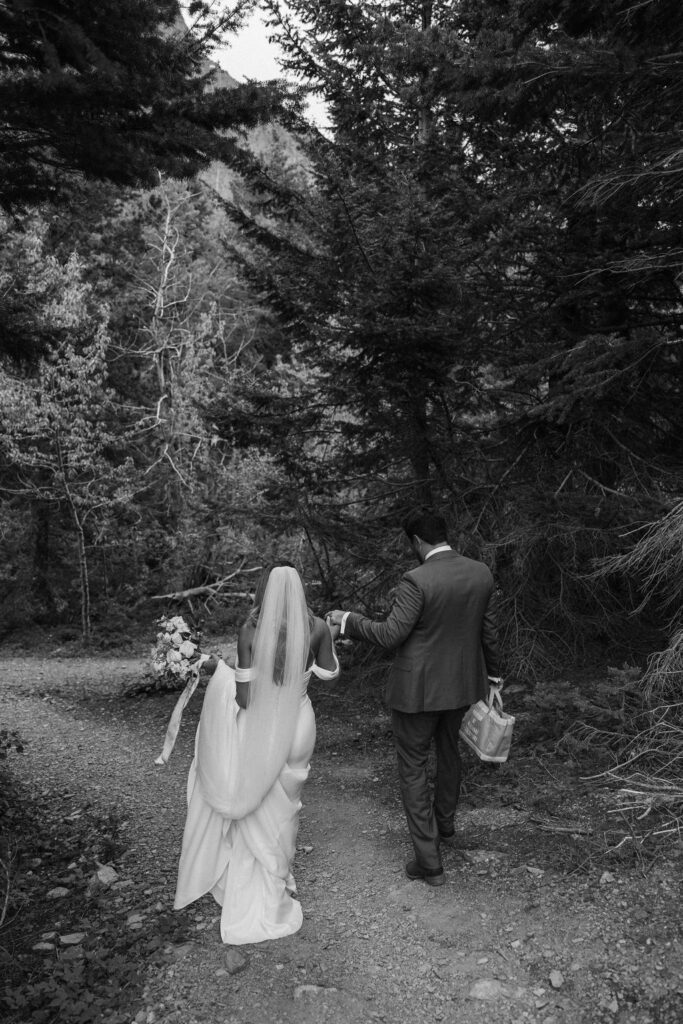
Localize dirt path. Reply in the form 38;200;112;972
2;655;682;1024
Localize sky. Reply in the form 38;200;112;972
217;10;282;81
213;10;329;127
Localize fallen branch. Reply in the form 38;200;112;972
529;815;592;836
151;563;262;603
151;586;253;602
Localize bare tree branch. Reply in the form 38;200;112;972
151;563;263;603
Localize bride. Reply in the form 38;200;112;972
173;563;340;944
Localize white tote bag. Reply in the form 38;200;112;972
459;686;515;763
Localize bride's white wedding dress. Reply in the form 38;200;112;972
173;657;332;944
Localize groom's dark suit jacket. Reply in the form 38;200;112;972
343;550;501;713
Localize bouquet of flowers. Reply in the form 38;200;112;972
151;615;203;690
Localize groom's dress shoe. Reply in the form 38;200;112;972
405;860;445;887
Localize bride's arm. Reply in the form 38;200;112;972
310;616;340;680
235;622;254;708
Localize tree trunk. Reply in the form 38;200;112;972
418;3;433;143
31;500;56;618
67;496;91;644
412;2;434;502
76;523;91;644
56;434;91;643
406;391;433;505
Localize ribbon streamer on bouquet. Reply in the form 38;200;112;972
154;655;210;765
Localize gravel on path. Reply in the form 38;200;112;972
2;655;682;1024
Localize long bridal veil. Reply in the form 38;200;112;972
195;566;310;820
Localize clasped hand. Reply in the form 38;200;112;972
325;609;344;641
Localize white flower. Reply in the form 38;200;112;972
151;614;201;684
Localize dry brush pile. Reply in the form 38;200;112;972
568;503;683;850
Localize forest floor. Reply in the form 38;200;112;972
0;633;682;1024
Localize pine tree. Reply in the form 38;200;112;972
0;0;294;208
252;2;504;504
242;1;683;671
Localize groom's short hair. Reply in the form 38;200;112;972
403;508;448;545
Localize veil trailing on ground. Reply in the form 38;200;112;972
196;566;310;819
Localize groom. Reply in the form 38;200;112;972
327;508;502;887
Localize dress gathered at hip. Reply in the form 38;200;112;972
174;653;336;944
173;565;337;944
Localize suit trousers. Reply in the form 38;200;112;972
391;706;468;872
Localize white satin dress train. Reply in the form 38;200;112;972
173;659;327;944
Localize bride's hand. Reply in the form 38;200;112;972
325;616;341;641
199;655;219;675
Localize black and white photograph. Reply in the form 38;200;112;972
1;3;681;1023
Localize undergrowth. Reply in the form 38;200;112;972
0;777;192;1024
506;663;683;859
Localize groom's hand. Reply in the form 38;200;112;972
325;620;341;641
325;610;344;641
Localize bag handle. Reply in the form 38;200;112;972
487;684;503;711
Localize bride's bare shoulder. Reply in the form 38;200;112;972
309;614;334;656
309;615;327;640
